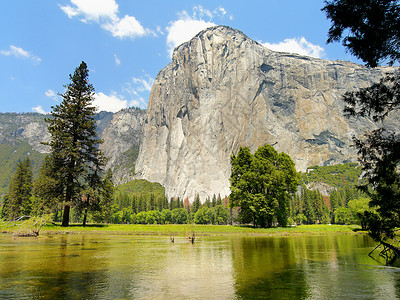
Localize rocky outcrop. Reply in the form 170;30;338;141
134;25;396;201
100;108;146;183
0;113;50;153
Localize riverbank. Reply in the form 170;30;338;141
0;223;363;236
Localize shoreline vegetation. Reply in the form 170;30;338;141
0;223;363;237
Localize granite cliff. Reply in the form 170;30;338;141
100;108;146;184
134;26;396;201
1;26;397;201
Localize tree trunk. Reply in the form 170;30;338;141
381;241;400;257
82;208;88;227
62;205;70;227
62;170;74;227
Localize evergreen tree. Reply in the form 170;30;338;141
79;170;102;226
204;197;211;208
97;169;114;223
45;61;105;226
32;155;63;217
216;194;222;206
211;194;217;207
191;194;201;214
0;195;10;220
7;158;33;220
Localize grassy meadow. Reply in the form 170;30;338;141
0;222;362;237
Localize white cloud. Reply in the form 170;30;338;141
122;74;154;108
262;37;325;59
93;92;128;113
166;5;230;57
131;76;153;92
102;15;147;39
156;26;164;35
45;89;58;101
129;99;141;107
32;105;47;114
0;45;41;63
60;0;118;22
114;54;121;65
60;4;80;19
60;0;150;39
167;17;215;56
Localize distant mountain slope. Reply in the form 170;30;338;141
0;108;145;196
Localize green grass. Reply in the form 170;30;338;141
1;223;361;236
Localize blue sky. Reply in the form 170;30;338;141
0;0;361;114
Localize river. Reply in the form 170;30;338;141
0;233;399;299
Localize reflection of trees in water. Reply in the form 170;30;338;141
230;236;309;299
2;235;400;298
229;235;400;299
0;235;111;299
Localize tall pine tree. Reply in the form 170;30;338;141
45;61;105;226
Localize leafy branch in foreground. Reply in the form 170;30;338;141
323;0;400;242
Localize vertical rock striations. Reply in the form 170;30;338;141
100;108;146;184
135;25;396;201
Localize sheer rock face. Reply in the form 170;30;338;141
100;109;146;184
135;25;395;201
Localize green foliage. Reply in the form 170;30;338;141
161;209;172;224
0;142;45;196
120;145;140;174
92;169;114;223
194;206;212;224
213;205;230;225
32;155;64;217
302;163;361;189
191;194;201;214
323;0;400;242
45;61;105;227
347;197;374;230
5;158;33;220
117;179;165;201
136;211;147;224
334;207;354;225
171;208;189;224
10;215;52;237
193;205;229;225
0;195;10;220
323;0;400;67
230;144;299;227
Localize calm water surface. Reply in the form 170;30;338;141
0;233;399;299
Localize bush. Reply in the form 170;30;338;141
136;211;147;224
171;208;188;224
295;214;307;225
194;207;211;224
335;207;354;225
110;211;122;224
160;209;172;224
